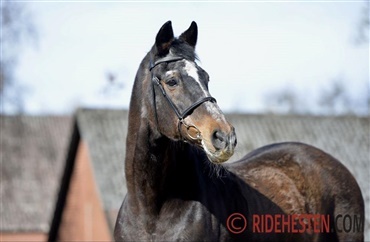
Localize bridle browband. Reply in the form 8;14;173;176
149;55;216;143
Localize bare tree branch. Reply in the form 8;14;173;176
1;2;37;113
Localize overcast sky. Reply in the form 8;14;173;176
13;1;369;115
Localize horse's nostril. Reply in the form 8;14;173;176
214;130;225;142
232;129;237;147
212;130;227;151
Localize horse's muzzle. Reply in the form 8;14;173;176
206;126;237;164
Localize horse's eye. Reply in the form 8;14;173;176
166;78;178;87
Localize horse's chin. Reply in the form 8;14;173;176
207;154;230;164
179;134;234;164
201;142;234;164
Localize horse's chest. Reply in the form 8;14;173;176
116;199;227;241
152;200;228;241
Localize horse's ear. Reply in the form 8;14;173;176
155;21;174;56
179;21;198;48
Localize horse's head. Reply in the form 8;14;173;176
146;21;236;164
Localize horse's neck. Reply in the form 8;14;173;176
123;107;255;237
124;98;204;215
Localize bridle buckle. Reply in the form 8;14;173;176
179;119;202;143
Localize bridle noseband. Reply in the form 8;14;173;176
149;55;216;143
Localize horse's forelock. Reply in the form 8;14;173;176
170;39;198;61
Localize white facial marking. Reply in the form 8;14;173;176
183;60;208;95
183;60;225;121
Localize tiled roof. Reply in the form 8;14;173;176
0;115;72;232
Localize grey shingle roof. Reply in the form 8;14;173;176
0;115;72;232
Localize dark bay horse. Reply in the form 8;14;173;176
114;21;364;241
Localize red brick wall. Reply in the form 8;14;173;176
58;141;111;241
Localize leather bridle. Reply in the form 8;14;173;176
149;55;217;143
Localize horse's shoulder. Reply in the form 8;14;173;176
225;142;334;215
